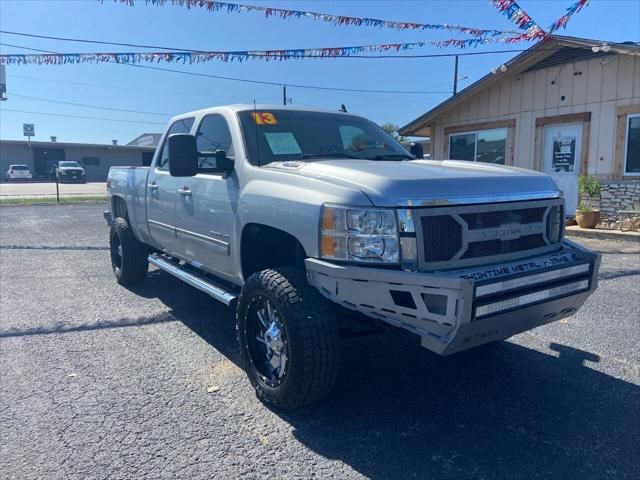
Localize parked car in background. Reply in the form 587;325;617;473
4;164;33;182
56;161;86;183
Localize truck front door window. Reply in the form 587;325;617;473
158;118;195;170
196;115;235;170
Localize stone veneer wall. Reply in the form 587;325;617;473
580;180;640;219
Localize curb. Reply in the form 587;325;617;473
565;226;640;243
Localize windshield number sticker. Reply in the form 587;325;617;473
251;112;278;125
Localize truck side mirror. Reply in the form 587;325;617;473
215;149;234;173
168;134;198;177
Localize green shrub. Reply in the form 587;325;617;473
576;203;593;213
578;175;601;198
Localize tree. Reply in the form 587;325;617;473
381;122;404;142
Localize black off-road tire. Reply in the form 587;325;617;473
109;216;148;285
237;267;340;409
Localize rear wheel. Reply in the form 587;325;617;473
110;217;148;285
237;267;339;409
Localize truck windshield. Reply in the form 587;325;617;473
238;110;412;166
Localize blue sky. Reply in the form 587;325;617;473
1;0;638;144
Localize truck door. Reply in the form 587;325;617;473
146;117;195;255
174;114;238;281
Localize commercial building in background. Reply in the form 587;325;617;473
0;136;156;181
400;35;640;219
127;133;162;147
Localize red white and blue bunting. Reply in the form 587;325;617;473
0;36;535;66
548;0;589;33
489;0;545;39
106;0;520;39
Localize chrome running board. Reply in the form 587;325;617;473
148;254;237;306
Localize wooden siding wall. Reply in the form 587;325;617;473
432;53;640;177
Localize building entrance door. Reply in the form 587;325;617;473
33;147;65;180
543;123;583;216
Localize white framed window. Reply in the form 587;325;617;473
449;128;507;164
624;113;640;176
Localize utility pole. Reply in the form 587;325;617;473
283;85;287;105
453;55;459;96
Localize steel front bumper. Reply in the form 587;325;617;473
305;240;600;355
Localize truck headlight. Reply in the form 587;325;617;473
320;205;399;264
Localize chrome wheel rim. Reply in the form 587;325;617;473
110;234;123;274
247;295;289;386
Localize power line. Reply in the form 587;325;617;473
7;73;261;100
0;30;195;52
0;108;167;125
0;43;452;94
9;93;172;116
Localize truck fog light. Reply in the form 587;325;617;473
348;237;384;258
400;237;418;271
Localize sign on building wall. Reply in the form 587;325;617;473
551;134;576;173
23;123;35;137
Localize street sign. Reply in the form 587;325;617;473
23;123;35;137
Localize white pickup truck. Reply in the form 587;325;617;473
105;105;600;409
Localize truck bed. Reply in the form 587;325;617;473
107;166;150;242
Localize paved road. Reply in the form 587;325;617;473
0;182;106;199
1;203;639;479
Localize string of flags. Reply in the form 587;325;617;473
0;1;594;66
106;0;521;39
0;36;531;66
548;0;590;33
489;0;545;39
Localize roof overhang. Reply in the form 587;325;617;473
399;35;640;137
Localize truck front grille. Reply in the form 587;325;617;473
415;200;564;271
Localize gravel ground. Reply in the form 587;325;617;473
1;203;638;480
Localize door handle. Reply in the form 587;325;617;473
148;183;158;191
177;187;192;197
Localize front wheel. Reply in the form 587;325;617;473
237;267;339;409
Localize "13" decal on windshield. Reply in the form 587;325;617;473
251;112;278;125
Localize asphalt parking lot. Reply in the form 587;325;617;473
1;203;639;480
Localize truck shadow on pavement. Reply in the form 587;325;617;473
132;270;640;480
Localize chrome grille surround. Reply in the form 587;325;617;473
415;199;564;271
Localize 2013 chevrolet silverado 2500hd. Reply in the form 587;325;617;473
105;105;600;409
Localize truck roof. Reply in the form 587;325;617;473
169;104;354;123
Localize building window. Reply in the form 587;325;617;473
449;128;507;164
82;157;100;166
625;114;640;175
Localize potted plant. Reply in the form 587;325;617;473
576;175;602;229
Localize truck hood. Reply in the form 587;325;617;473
286;159;560;206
